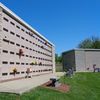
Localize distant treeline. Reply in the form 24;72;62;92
55;36;100;64
55;54;62;64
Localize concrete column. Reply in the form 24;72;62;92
52;46;55;73
75;50;86;72
0;6;2;80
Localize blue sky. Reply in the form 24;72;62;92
1;0;100;54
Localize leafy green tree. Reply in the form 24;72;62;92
78;36;100;49
55;54;62;64
92;37;100;48
55;53;58;63
58;55;62;63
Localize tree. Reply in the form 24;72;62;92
57;55;62;64
55;53;58;63
55;53;62;64
92;37;100;49
78;36;100;49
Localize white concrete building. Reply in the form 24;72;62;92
0;3;55;82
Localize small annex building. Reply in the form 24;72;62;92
62;49;100;72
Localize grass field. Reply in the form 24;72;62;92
0;73;100;100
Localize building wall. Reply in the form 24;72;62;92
52;46;55;73
85;51;100;71
62;50;76;71
0;7;2;79
0;6;55;81
63;49;100;72
75;50;100;72
75;50;86;72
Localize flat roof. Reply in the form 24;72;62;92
74;49;100;51
0;2;54;46
63;49;100;54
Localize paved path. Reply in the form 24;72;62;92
0;72;65;94
0;73;55;94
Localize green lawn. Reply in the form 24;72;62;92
0;73;100;100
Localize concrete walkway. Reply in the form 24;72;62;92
0;73;55;94
0;72;65;94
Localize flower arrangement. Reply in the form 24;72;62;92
12;68;17;76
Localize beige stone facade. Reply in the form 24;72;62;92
0;3;55;82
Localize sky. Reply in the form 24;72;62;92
0;0;100;55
